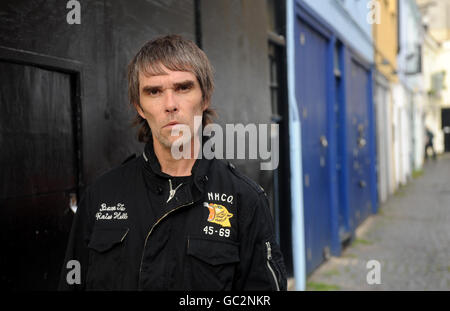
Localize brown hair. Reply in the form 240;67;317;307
127;34;216;142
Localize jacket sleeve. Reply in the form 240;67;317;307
58;187;93;291
234;191;288;291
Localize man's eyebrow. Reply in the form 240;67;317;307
141;85;163;93
173;80;195;88
141;80;196;94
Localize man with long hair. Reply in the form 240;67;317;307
59;35;286;291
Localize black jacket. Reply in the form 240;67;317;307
59;141;287;291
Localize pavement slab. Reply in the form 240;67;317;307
306;154;450;291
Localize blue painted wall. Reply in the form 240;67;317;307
292;0;378;275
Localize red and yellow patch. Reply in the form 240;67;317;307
203;202;233;228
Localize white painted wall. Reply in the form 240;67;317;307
374;77;390;202
396;0;425;180
422;34;445;154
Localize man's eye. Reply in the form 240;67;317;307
147;89;161;96
176;84;192;92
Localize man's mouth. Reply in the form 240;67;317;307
163;121;180;128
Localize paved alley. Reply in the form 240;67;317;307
307;154;450;291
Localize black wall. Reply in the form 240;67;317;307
442;108;450;152
0;0;288;289
201;0;274;199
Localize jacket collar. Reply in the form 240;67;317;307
142;137;211;196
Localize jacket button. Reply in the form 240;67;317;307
157;187;163;194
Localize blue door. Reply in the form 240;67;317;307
295;18;333;274
346;58;373;230
335;44;351;243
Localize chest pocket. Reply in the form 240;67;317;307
86;227;129;290
185;237;240;290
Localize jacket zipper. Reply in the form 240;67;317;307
120;228;130;242
138;200;194;288
266;241;280;291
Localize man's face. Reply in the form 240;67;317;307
136;64;207;150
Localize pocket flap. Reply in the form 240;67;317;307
88;227;129;253
187;237;240;266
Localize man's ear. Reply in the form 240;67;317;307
134;102;146;119
201;99;210;112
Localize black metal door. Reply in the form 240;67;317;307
0;61;77;290
442;108;450;152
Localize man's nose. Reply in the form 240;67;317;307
163;89;178;113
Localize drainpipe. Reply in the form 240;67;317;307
286;0;306;291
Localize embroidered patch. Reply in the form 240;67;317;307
203;202;233;228
95;203;128;221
